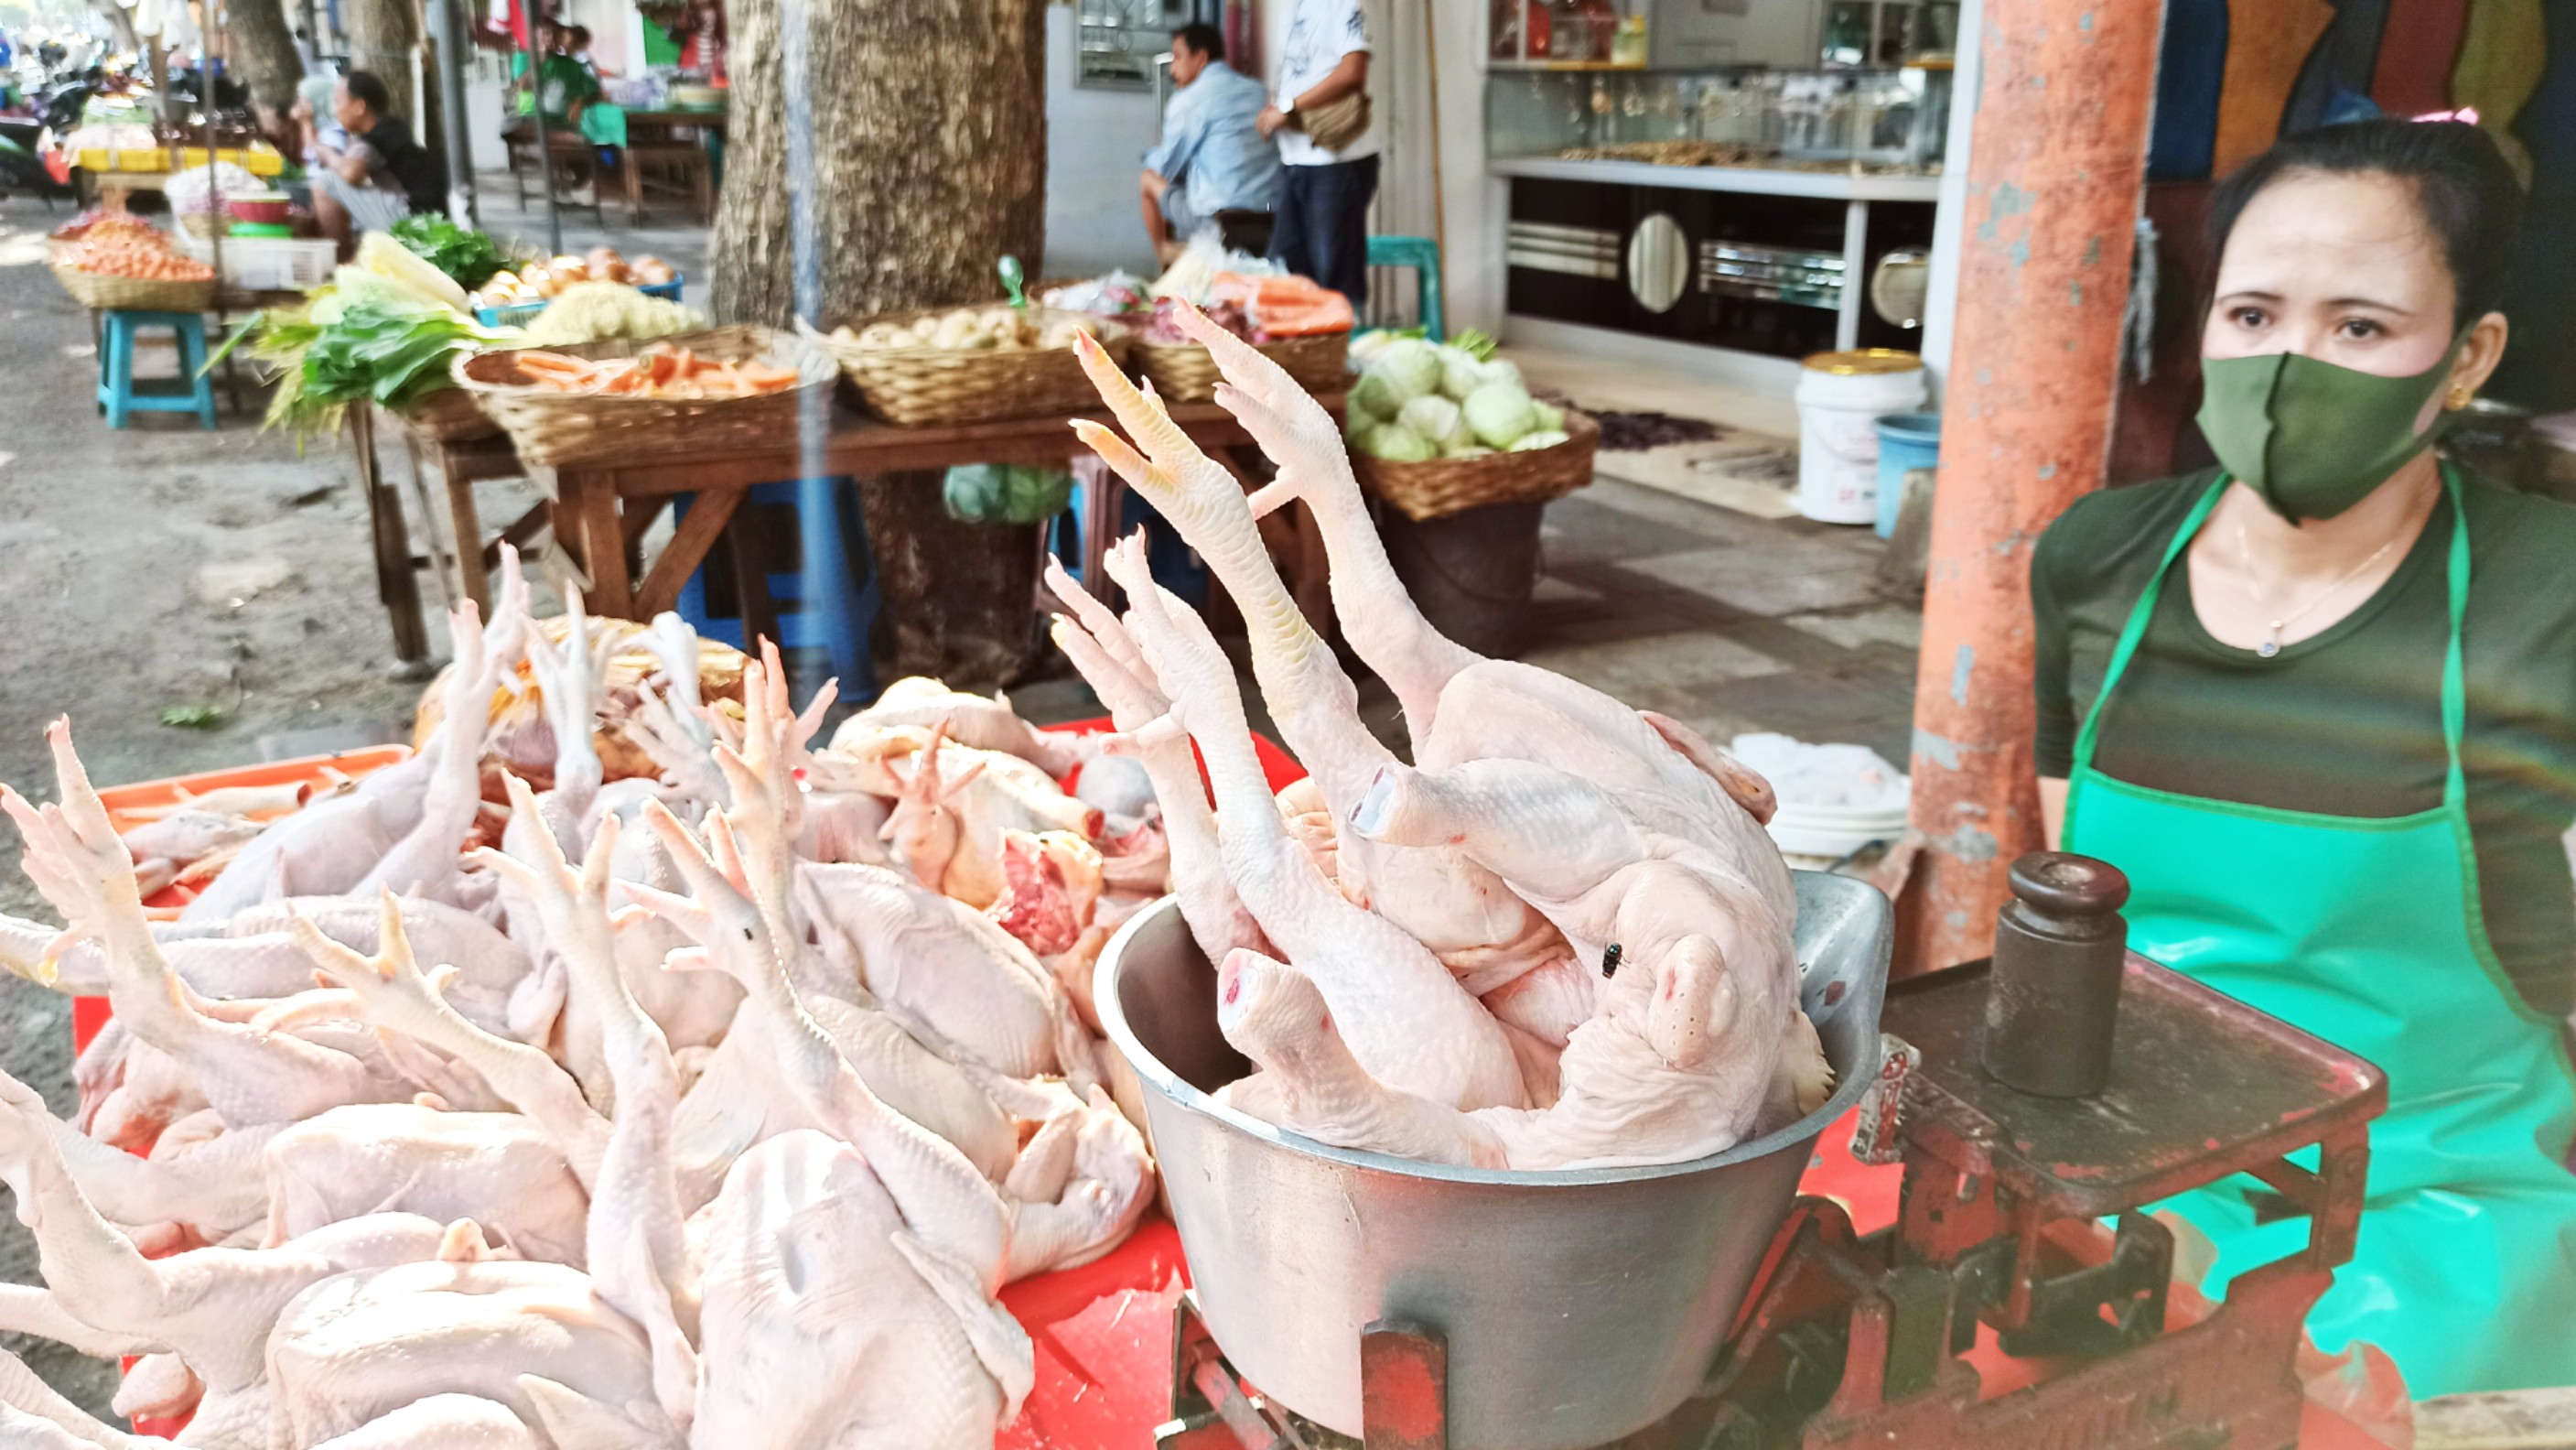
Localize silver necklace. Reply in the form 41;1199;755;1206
2235;517;2405;658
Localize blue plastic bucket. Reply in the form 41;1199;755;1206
1872;413;1941;539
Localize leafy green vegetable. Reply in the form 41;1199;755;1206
217;291;523;442
943;464;1074;525
1452;328;1499;363
391;214;510;289
159;704;229;730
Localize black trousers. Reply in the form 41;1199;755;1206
1268;153;1378;308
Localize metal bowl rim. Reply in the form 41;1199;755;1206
1094;887;1886;1190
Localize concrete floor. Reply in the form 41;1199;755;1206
0;184;1920;1415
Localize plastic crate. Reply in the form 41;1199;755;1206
475;273;685;328
182;233;339;293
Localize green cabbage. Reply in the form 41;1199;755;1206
1397;395;1462;446
1439;346;1483;401
1348;370;1404;422
943;463;1074;524
1530;400;1565;432
1444;444;1496;459
1363;424;1439;462
1508;428;1571;452
1366;338;1443;405
1462;381;1539;449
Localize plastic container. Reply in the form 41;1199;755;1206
1379;499;1547;656
226;191;291;225
1795;349;1925;525
180;233;338;292
1871;411;1941;538
476;273;685;328
229;222;294;239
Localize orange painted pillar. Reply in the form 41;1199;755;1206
1895;0;2163;975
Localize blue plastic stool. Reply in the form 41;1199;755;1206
674;476;880;702
97;309;217;429
1365;235;1444;343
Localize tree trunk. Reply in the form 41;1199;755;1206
343;0;423;126
855;481;1041;694
709;0;1047;325
712;0;1050;686
226;0;307;119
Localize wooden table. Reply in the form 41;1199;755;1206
513;396;1339;649
620;109;725;223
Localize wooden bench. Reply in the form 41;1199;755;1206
505;126;609;223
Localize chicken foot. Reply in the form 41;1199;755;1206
1102;543;1525;1111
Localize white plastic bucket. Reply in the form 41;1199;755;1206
1795;351;1927;525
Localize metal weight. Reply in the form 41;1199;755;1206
1980;851;2130;1098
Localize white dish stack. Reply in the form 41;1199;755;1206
1730;731;1911;866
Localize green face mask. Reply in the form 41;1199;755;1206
2196;344;2459;523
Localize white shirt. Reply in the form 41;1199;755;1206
1274;0;1378;167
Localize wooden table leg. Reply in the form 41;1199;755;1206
399;425;460;617
444;447;491;611
350;407;430;662
633;489;739;619
1075;454;1118;604
566;471;638;618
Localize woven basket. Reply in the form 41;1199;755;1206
1132;330;1348;405
393;385;505;444
450;325;837;470
806;308;1134;427
1353;409;1601;523
51;262;216;312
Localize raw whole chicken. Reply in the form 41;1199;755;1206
835;675;1087;779
1040;305;1833;1171
0;604;1162;1447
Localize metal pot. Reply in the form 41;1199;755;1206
1094;871;1892;1449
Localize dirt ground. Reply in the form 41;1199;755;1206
0;192;433;1410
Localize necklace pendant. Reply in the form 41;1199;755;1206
2258;638;2281;659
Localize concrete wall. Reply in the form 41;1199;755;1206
1043;2;1167;281
1373;0;1506;335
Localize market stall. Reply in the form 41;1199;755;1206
0;278;2431;1450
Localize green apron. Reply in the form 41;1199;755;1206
2063;466;2576;1397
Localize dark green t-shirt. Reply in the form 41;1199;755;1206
2032;467;2576;1017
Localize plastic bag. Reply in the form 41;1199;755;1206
943;464;1073;525
166;162;264;216
1148;228;1279;304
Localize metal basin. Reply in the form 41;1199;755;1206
1094;871;1892;1449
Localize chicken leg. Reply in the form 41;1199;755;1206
1102;543;1525;1111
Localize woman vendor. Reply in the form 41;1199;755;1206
2032;118;2576;1397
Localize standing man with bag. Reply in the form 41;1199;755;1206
1259;0;1378;307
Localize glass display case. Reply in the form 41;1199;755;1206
1821;0;1959;66
1484;64;1952;172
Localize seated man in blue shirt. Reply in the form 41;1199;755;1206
1139;23;1281;265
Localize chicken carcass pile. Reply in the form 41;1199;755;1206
0;557;1166;1450
1043;305;1834;1174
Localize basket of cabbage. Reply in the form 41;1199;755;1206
1341;330;1597;521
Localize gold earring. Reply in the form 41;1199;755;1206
2447;383;2475;410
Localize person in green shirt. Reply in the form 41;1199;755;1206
2032;118;2576;1400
